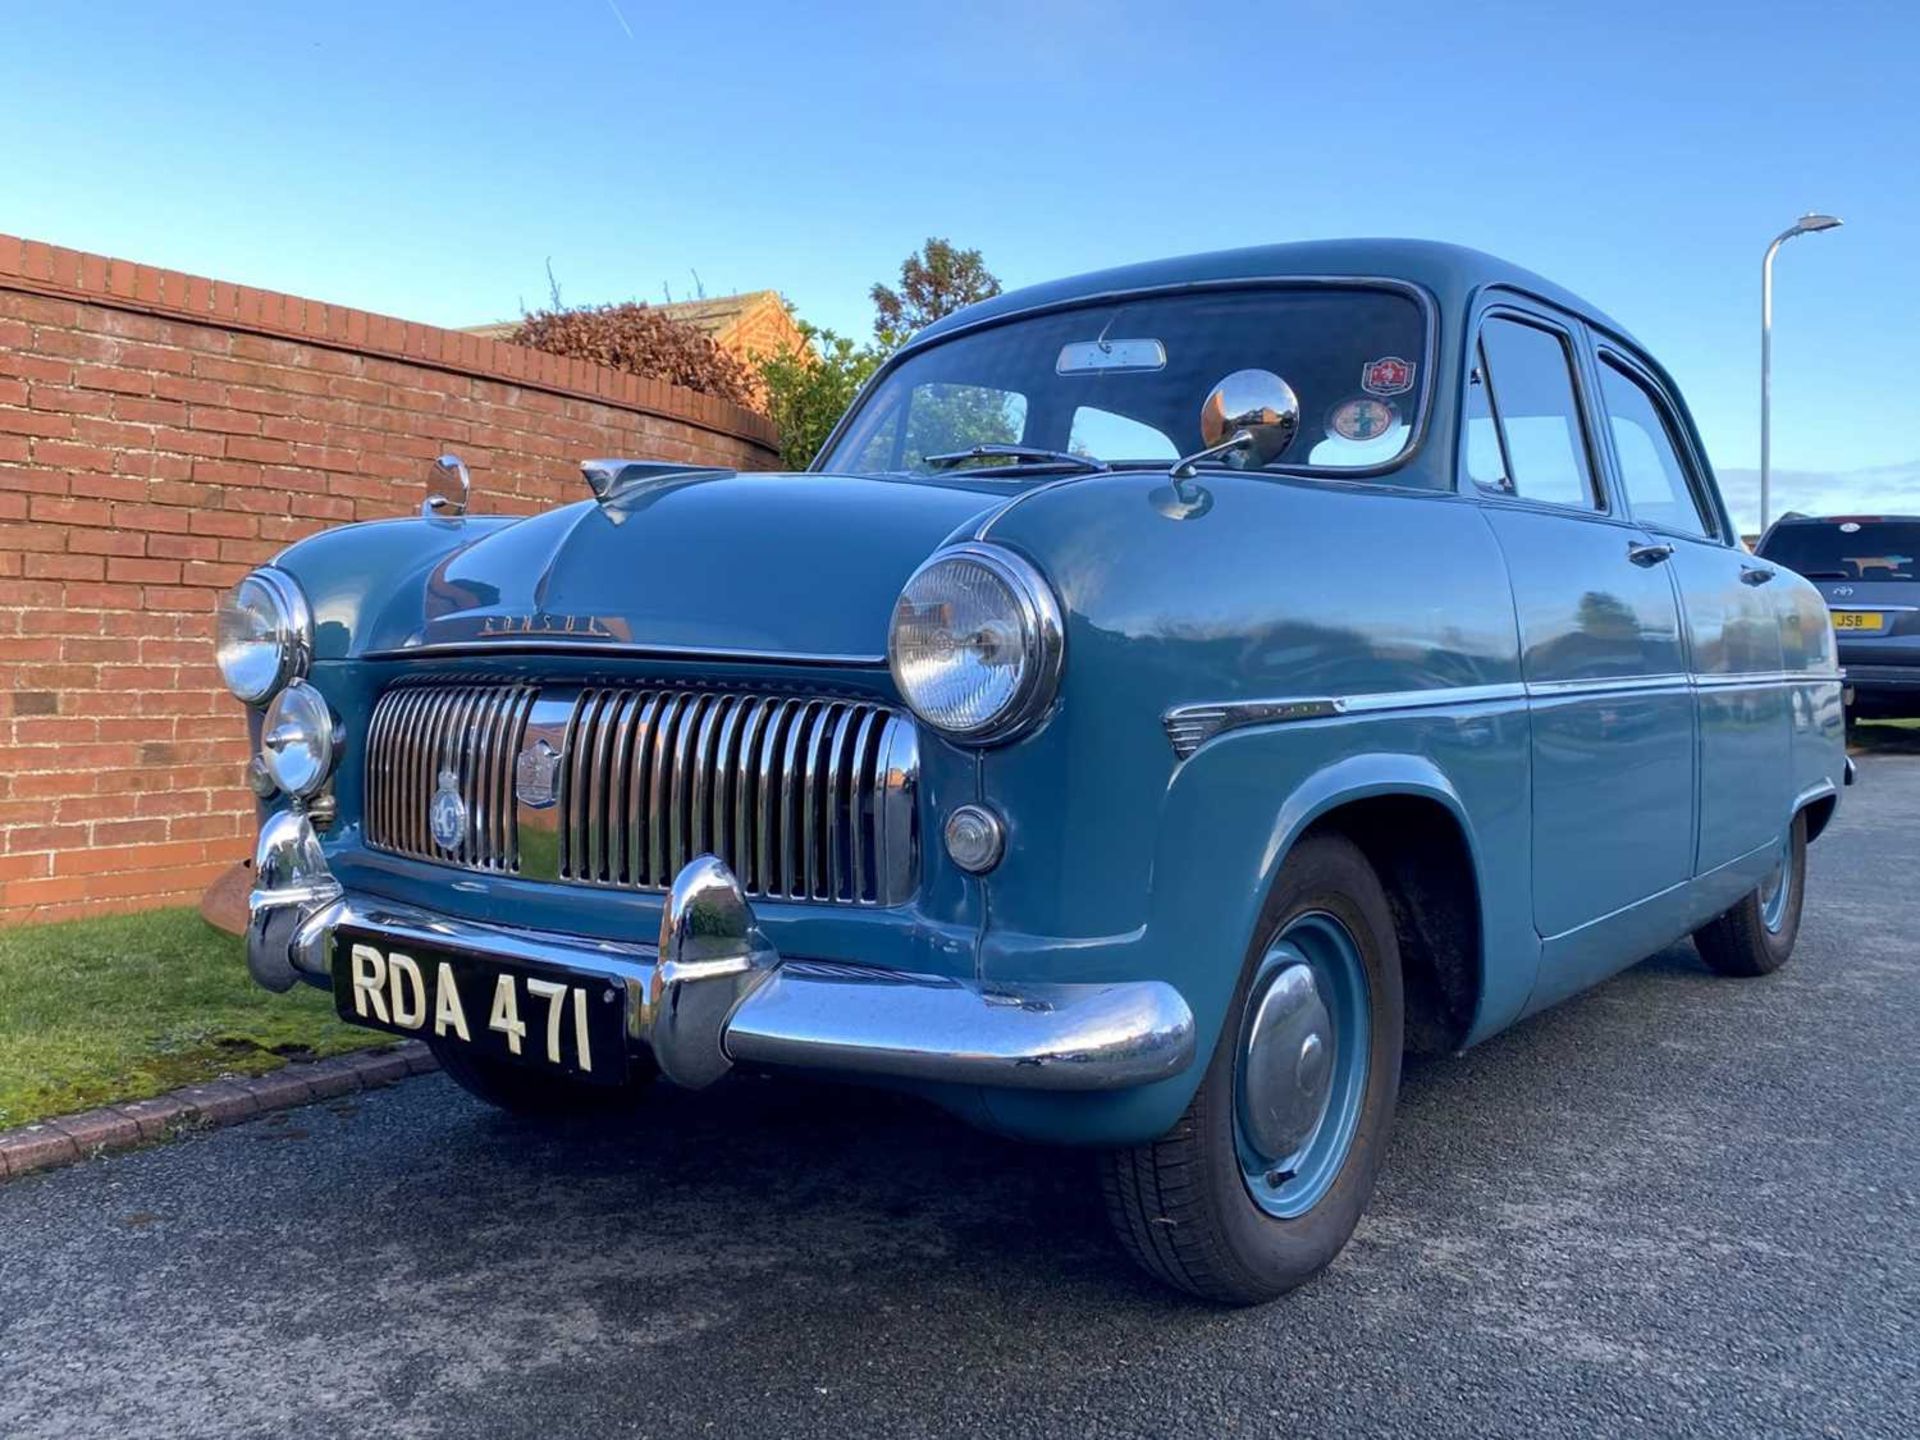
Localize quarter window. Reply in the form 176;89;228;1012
1465;317;1597;510
1597;358;1714;539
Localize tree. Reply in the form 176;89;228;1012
756;319;884;471
759;239;1005;469
870;238;1002;350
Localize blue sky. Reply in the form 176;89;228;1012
3;0;1915;525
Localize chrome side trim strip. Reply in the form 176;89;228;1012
1526;673;1692;698
1164;682;1525;759
1694;669;1835;690
1164;671;1846;758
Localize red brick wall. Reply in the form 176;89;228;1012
0;234;781;925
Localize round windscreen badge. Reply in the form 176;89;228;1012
1327;396;1396;443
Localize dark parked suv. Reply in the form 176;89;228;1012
1758;514;1920;721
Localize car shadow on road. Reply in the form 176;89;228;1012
284;933;1733;1342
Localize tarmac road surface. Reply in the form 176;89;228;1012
2;754;1915;1439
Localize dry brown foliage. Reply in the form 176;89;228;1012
510;303;762;411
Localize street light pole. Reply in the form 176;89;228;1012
1761;212;1842;532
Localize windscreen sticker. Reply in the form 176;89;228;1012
1328;396;1397;442
1361;356;1416;397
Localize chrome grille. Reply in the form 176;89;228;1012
364;681;537;869
556;687;917;905
362;681;918;906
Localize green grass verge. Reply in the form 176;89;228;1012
0;906;385;1130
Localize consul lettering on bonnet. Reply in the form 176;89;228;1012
221;240;1848;1304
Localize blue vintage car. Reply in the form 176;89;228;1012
226;240;1849;1302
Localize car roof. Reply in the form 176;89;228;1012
1772;513;1920;525
913;238;1636;347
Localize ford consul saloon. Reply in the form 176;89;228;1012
227;240;1848;1303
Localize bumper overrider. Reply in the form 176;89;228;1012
248;810;1197;1093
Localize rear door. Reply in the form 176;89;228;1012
1466;304;1696;939
1591;345;1791;874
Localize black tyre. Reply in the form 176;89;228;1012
431;1042;656;1117
1101;833;1404;1304
1693;812;1807;978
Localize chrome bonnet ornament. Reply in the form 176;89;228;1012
423;453;471;519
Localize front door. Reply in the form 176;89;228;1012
1592;348;1791;873
1465;308;1696;939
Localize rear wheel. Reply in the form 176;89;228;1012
431;1042;657;1117
1101;833;1404;1304
1693;812;1807;977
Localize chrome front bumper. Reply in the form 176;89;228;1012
248;812;1196;1094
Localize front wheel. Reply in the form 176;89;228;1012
1692;812;1807;977
1101;833;1404;1304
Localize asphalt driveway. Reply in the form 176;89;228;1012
2;756;1915;1440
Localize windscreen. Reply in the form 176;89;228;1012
1760;522;1920;582
817;287;1427;479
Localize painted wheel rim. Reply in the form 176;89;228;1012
1758;831;1794;934
1235;911;1371;1219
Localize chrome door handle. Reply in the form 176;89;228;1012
1627;541;1675;567
1741;565;1776;586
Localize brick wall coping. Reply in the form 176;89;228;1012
0;232;779;451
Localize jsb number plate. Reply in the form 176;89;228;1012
332;932;628;1083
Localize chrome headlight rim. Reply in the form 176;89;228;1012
889;542;1065;746
217;567;312;706
259;678;341;798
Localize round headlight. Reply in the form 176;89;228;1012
216;569;311;705
260;680;339;797
889;544;1063;744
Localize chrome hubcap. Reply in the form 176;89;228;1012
1235;912;1372;1218
1240;961;1335;1161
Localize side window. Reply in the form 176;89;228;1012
1465;316;1598;510
1596;358;1713;538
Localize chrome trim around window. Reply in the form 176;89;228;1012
812;275;1441;486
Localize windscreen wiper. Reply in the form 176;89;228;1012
924;444;1110;474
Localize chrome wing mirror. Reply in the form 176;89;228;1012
1157;370;1300;519
422;454;471;519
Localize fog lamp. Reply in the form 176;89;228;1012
260;680;339;798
